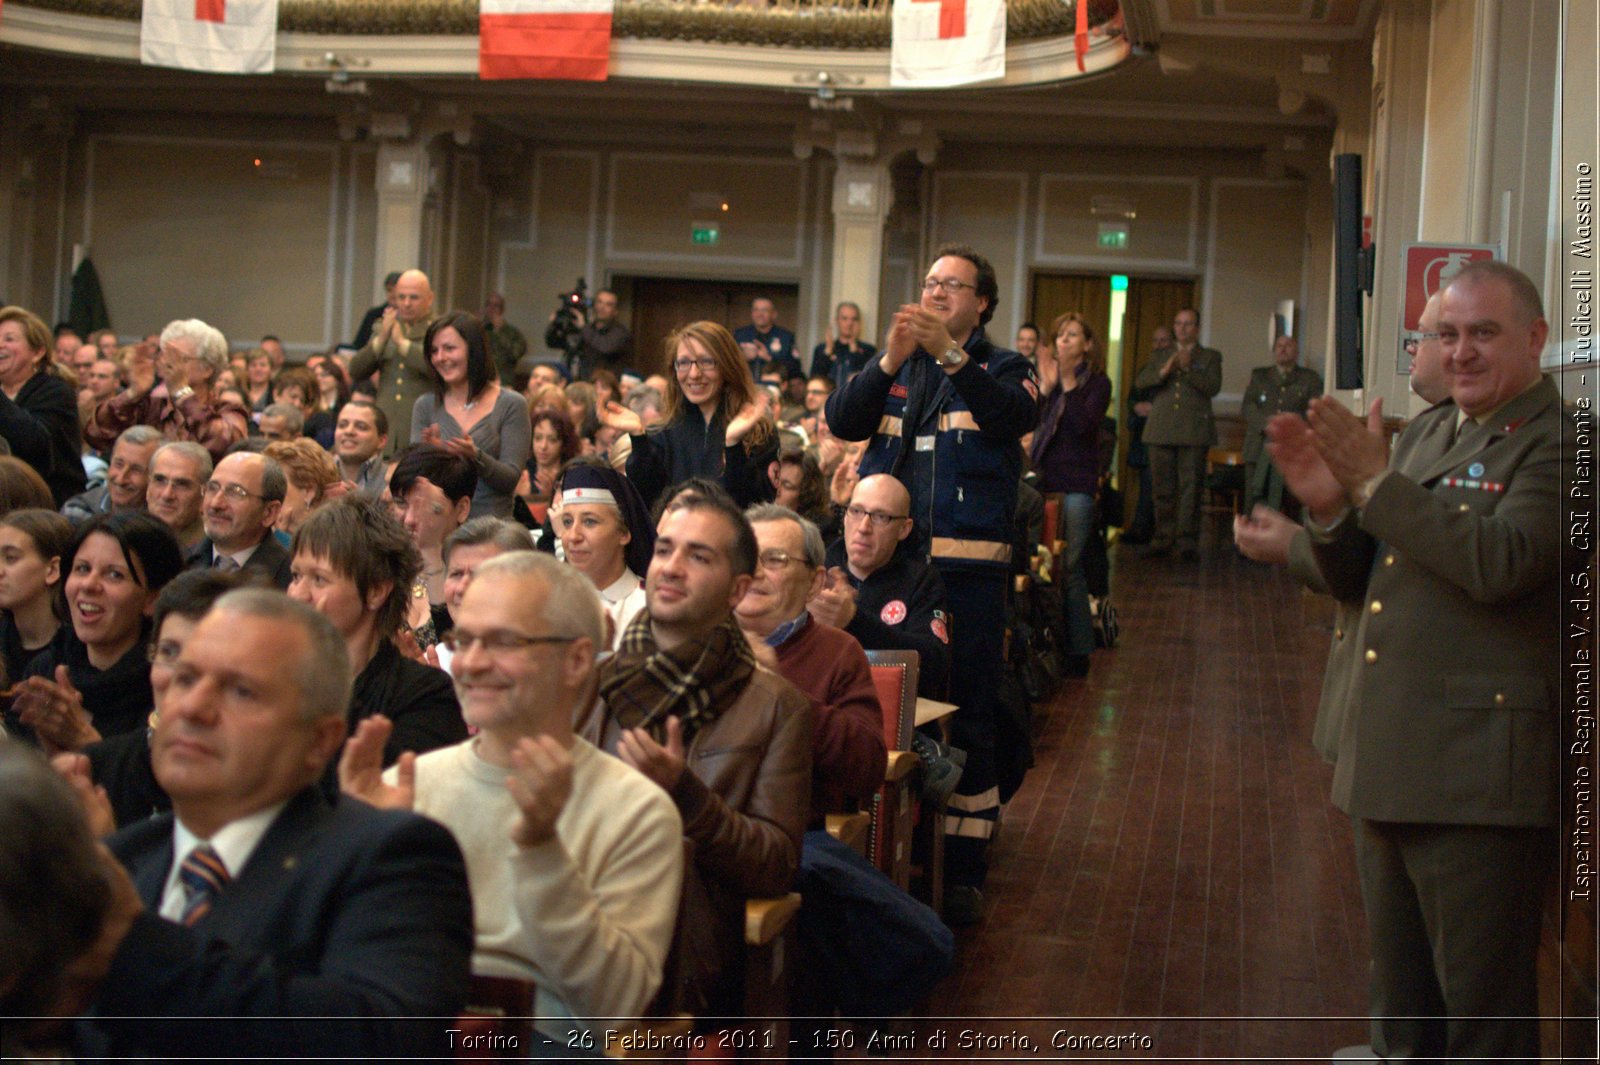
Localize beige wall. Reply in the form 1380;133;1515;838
491;145;828;357
921;146;1328;408
0;104;380;354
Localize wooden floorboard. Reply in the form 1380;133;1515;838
906;530;1375;1060
889;527;1572;1062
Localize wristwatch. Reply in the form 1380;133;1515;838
936;345;966;369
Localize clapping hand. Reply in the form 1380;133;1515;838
1307;396;1389;497
807;566;858;629
1233;505;1303;566
597;400;644;435
724;391;770;446
506;736;574;848
52;752;116;838
337;715;416;811
618;717;686;791
14;667;99;756
1265;413;1347;524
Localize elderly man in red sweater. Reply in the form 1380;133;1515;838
736;503;885;822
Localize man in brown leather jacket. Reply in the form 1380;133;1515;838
576;486;813;1015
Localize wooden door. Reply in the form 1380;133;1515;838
622;276;800;376
1029;274;1113;355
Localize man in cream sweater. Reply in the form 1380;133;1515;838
340;551;683;1044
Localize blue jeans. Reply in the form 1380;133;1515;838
1061;492;1096;656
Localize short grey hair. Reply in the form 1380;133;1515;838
744;503;824;568
210;588;351;723
444;516;534;564
262;403;305;437
152;440;214;480
117;424;166;450
472;551;605;652
625;386;662;418
159;318;229;381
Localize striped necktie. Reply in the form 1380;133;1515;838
178;844;230;926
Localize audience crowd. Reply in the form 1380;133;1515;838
0;251;1571;1062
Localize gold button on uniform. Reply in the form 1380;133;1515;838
1458;503;1470;512
1384;554;1396;566
1370;601;1382;615
1364;649;1378;664
1335;629;1344;639
1494;693;1505;705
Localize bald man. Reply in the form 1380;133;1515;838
809;473;950;701
349;269;437;455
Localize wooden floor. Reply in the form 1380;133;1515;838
907;524;1376;1061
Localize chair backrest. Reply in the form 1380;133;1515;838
1041;493;1062;546
864;649;919;750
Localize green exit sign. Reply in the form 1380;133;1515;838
1097;222;1129;250
691;224;720;246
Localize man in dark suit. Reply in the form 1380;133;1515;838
185;450;292;588
76;588;473;1059
1269;260;1573;1061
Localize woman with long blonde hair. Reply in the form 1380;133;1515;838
597;320;776;507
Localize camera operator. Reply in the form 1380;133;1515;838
548;284;632;380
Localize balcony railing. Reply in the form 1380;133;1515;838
21;0;1123;50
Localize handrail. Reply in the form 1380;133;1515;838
16;0;1122;50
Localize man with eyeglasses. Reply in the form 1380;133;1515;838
824;243;1037;925
341;550;682;1047
1241;333;1322;514
736;504;884;824
183;451;292;588
810;474;950;702
145;442;212;551
84;319;250;465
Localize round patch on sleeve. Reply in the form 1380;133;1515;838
880;599;907;625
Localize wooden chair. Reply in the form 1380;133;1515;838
1205;447;1246;517
864;650;922;893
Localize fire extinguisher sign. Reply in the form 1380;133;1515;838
1399;242;1500;373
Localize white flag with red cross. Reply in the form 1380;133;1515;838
140;0;280;75
890;0;1006;89
479;0;614;81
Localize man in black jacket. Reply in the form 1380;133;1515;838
809;473;949;701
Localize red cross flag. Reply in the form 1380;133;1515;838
140;0;280;74
480;0;614;81
891;0;1006;89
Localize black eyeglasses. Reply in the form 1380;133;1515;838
844;505;909;528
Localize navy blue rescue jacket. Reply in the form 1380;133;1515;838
824;328;1038;574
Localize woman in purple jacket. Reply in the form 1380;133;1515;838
1028;312;1111;676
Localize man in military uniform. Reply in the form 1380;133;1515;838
349;269;437;455
1240;333;1322;513
1269;260;1573;1061
481;292;528;386
1133;308;1221;560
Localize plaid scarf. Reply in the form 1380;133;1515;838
597;609;756;745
